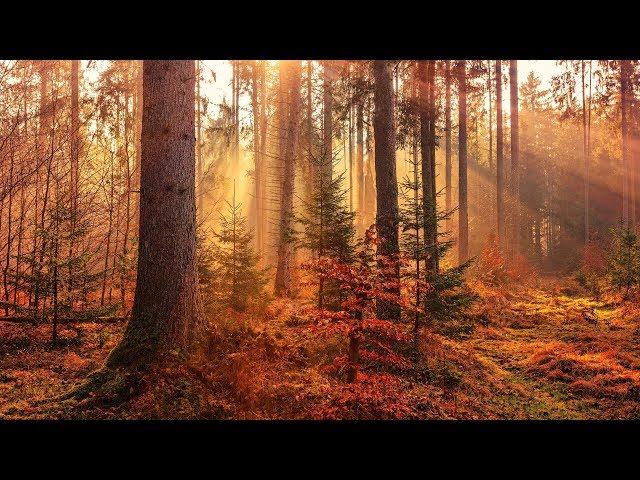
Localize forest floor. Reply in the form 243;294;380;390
2;276;640;419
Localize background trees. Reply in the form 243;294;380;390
0;58;637;361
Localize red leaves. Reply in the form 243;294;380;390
314;373;415;420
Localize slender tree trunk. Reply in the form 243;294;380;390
429;61;438;271
357;95;365;232
106;61;203;368
259;63;268;253
275;61;302;296
496;60;505;249
33;64;53;323
251;61;261;249
488;60;493;172
458;61;469;264
121;90;132;307
620;60;632;228
101;154;114;307
323;61;333;180
373;60;400;321
134;60;143;227
68;60;80;309
445;60;452;233
581;60;589;243
419;61;438;274
348;63;354;213
196;60;203;220
3;141;14;315
510;60;520;255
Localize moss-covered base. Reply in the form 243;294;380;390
64;365;145;407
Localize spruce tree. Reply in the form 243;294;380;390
608;227;640;299
399;149;476;332
211;183;268;312
297;136;357;309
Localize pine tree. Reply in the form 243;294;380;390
297;135;357;309
399;149;476;331
211;183;269;312
608;227;640;299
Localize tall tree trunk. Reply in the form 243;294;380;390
134;60;143;227
105;61;203;368
373;60;400;321
419;61;438;274
496;60;504;249
581;60;589;243
323;61;333;180
259;63;268;253
3;140;14;315
68;60;80;308
32;63;52;323
488;60;493;172
196;60;203;220
509;60;520;255
356;93;365;232
445;60;452;233
121;89;132;307
251;61;261;249
275;61;302;296
458;61;469;264
621;60;632;228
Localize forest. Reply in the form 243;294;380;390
1;59;640;420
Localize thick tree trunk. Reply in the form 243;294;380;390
275;61;302;296
458;61;468;264
106;61;203;368
373;60;400;321
496;60;505;249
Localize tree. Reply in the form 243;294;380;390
496;60;505;248
211;183;268;311
445;60;453;234
510;60;520;256
275;60;302;296
608;227;640;299
620;60;632;228
419;61;438;275
458;60;469;264
103;61;204;369
373;60;400;321
298;138;356;309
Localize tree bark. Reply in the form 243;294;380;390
445;60;452;233
621;60;631;228
68;60;80;308
510;60;520;255
275;61;302;296
419;61;438;274
373;60;400;321
105;61;203;368
496;60;505;249
323;61;333;180
458;61;468;264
